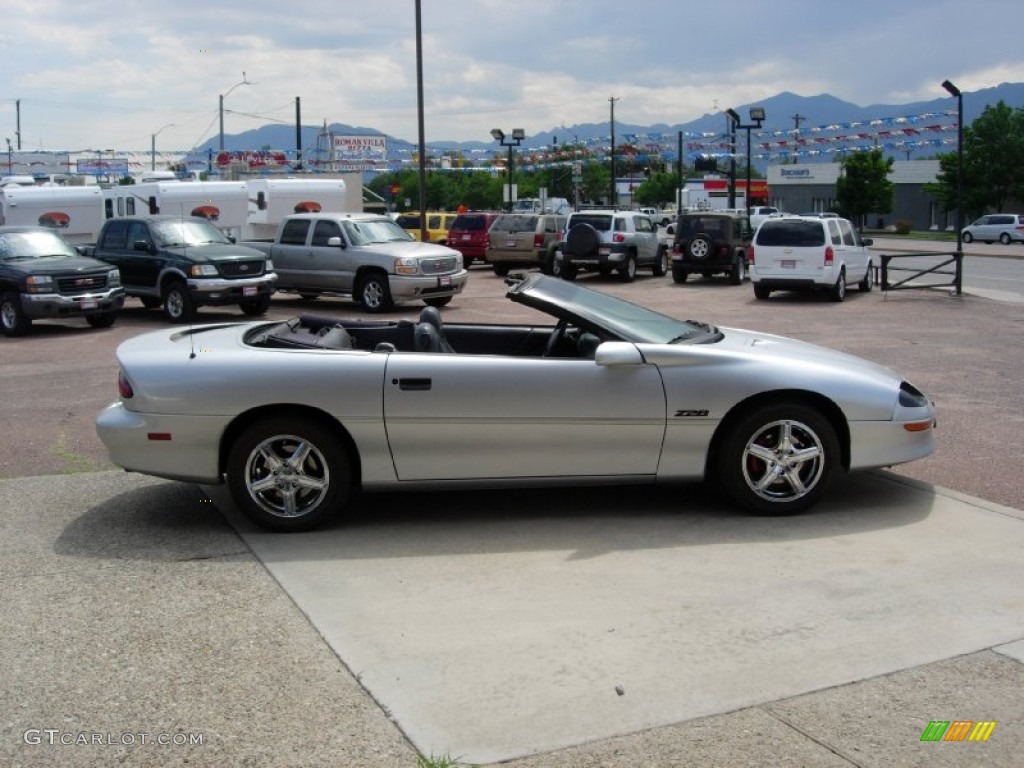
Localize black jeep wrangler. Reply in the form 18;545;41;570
670;211;752;285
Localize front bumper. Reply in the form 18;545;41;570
187;274;278;306
21;287;125;320
389;269;468;300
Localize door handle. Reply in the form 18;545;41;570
396;378;432;391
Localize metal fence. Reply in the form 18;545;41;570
877;251;963;295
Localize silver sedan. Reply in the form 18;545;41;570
96;274;937;531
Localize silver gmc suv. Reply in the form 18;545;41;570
555;210;665;282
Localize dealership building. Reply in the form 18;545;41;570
766;160;947;231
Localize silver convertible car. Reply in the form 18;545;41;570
96;274;936;531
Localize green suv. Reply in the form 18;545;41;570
670;211;752;285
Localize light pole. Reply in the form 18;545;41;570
5;138;11;174
219;72;253;152
727;107;766;213
151;123;176;171
491;128;525;212
941;80;964;255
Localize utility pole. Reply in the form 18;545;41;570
609;96;619;207
791;113;806;164
16;99;22;149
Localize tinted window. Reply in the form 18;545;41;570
755;220;826;247
311;219;342;246
570;214;613;232
395;214;420;228
279;218;310;246
452;214;490;231
838;219;856;246
100;219;130;249
491;215;538;233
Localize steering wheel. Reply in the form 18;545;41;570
543;320;568;357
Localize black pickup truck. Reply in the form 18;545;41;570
84;215;277;323
0;226;125;337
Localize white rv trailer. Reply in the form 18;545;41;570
0;185;106;244
102;181;250;238
243;178;350;239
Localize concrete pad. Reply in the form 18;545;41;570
209;471;1024;764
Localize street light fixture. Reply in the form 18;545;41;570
726;107;766;214
942;79;964;288
491;128;525;212
219;72;254;152
151;123;176;171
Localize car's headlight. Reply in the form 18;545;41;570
899;381;930;408
394;257;419;276
25;275;54;293
190;264;219;277
265;259;274;272
108;269;121;288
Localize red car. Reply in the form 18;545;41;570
447;212;500;268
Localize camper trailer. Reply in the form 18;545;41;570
0;185;106;244
102;181;250;238
243;178;349;239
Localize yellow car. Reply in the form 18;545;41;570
395;212;459;244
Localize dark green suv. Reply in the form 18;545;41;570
670;211;752;285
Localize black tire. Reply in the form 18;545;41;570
424;296;452;308
541;250;557;276
652;247;667;277
227;416;351;532
565;223;600;258
162;280;195;323
560;264;578;281
493;263;511;277
240;294;272;316
357;272;393;313
86;312;118;328
858;263;874;292
299;292;320;301
962;231;973;244
462;256;474;269
0;291;31;337
717;401;839;515
753;283;771;300
671;265;689;284
619;253;637;283
139;296;162;309
729;256;746;286
1000;233;1011;245
830;269;847;302
686;234;712;261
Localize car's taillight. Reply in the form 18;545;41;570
534;233;544;248
747;245;755;264
672;243;682;255
613;233;625;243
118;370;134;399
824;245;834;266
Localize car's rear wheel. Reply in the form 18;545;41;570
652;246;667;276
753;283;771;300
299;292;320;301
227;416;351;532
1000;233;1011;245
830;269;847;302
493;263;511;277
163;280;195;323
619;253;637;282
672;265;689;284
0;291;31;336
560;264;578;281
717;401;839;515
357;272;393;313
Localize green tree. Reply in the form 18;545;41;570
835;149;894;228
634;171;682;207
926;100;1024;220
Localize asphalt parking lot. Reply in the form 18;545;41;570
2;250;1023;766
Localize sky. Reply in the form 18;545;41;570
2;0;1022;152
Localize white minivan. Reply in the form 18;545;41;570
749;215;873;301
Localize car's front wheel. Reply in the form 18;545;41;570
163;280;195;323
357;272;393;313
717;401;839;515
424;296;452;308
962;232;973;244
227;416;352;531
0;291;31;337
858;263;874;292
729;256;746;285
240;295;272;316
86;312;118;328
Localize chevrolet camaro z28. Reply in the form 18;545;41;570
96;273;936;531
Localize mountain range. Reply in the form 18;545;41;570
199;82;1024;157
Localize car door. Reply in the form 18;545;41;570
382;349;667;481
306;218;357;292
634;215;658;262
269;218;312;288
837;218;868;282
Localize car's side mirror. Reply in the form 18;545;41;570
133;240;151;253
595;342;644;367
862;238;873;246
327;236;346;249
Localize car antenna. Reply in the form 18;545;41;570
181;205;196;359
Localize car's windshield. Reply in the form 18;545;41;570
150;220;231;247
342;219;413;245
512;275;717;344
490;215;538;233
0;230;78;259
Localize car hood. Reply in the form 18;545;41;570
2;255;113;275
163;243;268;262
360;240;461;259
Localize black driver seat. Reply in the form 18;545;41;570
414;306;455;353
